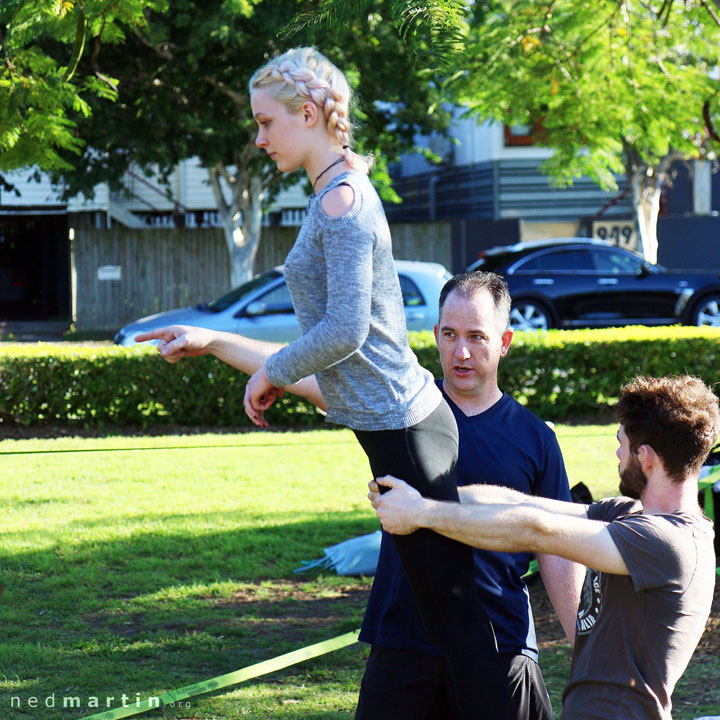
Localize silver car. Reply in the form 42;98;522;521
114;260;452;346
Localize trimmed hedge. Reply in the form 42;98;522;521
500;326;720;418
1;326;719;427
0;344;321;428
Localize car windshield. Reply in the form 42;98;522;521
471;252;514;272
207;270;283;313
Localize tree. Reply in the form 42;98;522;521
283;0;468;71
454;0;720;263
53;0;455;286
0;0;166;178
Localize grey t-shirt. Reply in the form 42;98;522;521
265;170;441;431
561;496;716;720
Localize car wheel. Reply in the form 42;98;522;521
509;300;552;331
692;295;720;327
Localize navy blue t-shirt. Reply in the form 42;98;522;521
359;383;571;660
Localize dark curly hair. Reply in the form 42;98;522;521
616;375;720;480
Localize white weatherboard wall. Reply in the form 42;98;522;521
450;117;553;164
1;160;308;220
394;113;555;177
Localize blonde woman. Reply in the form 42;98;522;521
140;48;508;719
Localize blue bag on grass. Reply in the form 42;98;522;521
294;530;382;576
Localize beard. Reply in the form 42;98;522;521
618;454;648;500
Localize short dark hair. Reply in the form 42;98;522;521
616;375;720;479
438;271;511;332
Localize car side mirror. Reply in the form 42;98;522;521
636;262;651;277
244;301;267;317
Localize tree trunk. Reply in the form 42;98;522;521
207;165;265;287
630;170;661;265
238;174;264;285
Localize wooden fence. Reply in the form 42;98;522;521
74;222;451;330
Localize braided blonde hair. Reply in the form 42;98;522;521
250;47;372;173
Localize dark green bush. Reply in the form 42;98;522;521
498;326;720;418
1;326;718;427
0;344;319;428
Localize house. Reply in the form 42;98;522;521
1;115;717;330
0;160;307;331
384;113;720;270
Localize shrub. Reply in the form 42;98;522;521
0;344;320;428
0;326;718;427
498;326;720;418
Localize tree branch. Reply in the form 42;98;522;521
202;76;245;107
91;21;118;93
541;0;557;34
0;25;16;80
214;161;236;188
238;141;260;176
208;165;230;217
703;99;720;142
262;167;284;192
133;30;175;60
63;9;86;81
699;0;720;27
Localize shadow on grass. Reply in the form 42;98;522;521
0;513;376;718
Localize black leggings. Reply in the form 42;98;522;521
354;400;509;720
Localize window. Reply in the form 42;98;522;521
515;249;593;272
503;120;544;147
591;249;643;275
252;282;294;314
398;275;425;307
208;270;282;313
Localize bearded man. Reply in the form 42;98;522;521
370;375;719;720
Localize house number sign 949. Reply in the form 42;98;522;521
591;220;638;251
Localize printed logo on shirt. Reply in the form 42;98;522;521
576;569;602;636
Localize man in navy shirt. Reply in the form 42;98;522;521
143;271;583;719
354;271;583;720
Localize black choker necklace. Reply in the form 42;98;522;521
313;155;345;188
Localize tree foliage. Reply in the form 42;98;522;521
0;0;166;174
455;0;720;259
53;0;456;283
282;0;468;71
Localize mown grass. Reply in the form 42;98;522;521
1;426;717;719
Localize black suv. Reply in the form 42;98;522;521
467;239;720;331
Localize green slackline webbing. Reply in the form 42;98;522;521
699;477;716;523
523;558;539;578
704;485;715;523
76;629;360;720
699;477;719;574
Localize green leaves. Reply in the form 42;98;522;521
281;0;468;72
0;0;167;172
459;0;720;191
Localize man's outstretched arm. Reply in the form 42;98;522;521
135;325;326;410
370;477;628;576
458;483;589;517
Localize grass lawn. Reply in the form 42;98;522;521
1;425;717;719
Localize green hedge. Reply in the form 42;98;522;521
0;344;320;428
1;326;719;427
500;326;720;418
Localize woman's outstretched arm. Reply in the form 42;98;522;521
135;326;326;411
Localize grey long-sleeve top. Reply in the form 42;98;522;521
265;171;440;431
